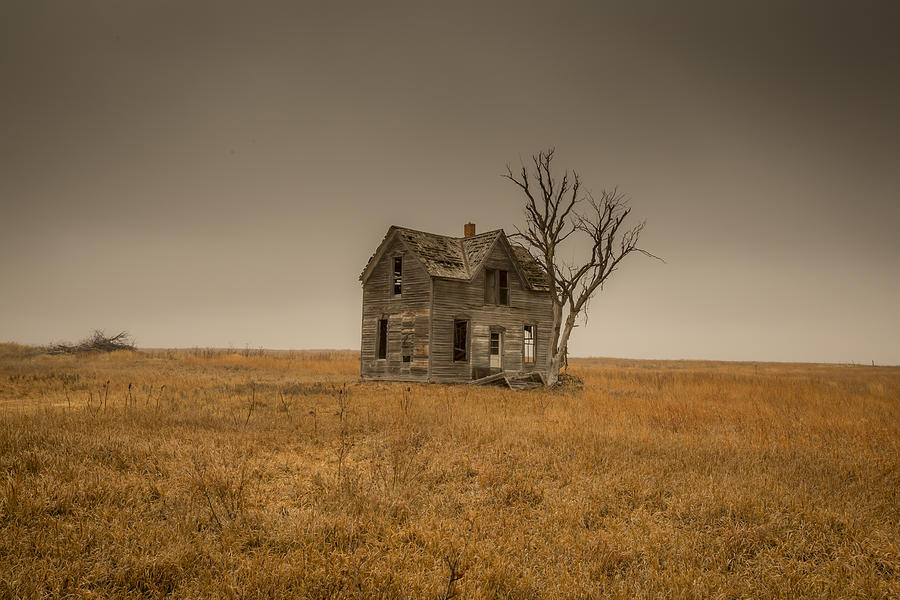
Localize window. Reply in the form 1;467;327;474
523;325;535;365
484;269;495;304
484;269;509;306
392;257;402;296
377;318;388;359
453;320;468;362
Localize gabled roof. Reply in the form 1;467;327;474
359;226;550;292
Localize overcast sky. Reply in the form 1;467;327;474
2;1;898;364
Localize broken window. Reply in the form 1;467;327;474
523;325;535;365
393;256;402;296
377;318;388;359
453;320;468;362
484;269;509;306
484;269;495;304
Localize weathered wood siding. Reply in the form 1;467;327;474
430;241;554;383
360;235;431;381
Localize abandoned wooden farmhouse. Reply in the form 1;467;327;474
359;223;554;384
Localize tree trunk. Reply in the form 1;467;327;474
546;308;577;387
547;353;564;386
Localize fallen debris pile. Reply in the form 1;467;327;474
48;330;136;355
469;370;546;390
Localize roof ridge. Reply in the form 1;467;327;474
395;225;504;241
462;229;504;240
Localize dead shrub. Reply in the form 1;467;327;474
48;330;135;355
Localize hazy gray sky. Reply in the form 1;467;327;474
2;1;898;364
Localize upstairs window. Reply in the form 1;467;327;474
484;269;496;304
453;320;468;362
484;269;510;306
377;318;388;359
392;257;402;296
523;325;535;364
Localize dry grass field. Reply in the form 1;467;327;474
0;344;897;599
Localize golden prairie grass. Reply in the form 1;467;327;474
0;344;897;598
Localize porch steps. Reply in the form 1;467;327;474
469;370;546;390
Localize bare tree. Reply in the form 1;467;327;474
504;149;660;386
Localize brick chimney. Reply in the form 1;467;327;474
464;222;476;238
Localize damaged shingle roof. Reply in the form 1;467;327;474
510;244;550;291
395;227;476;279
460;231;498;271
360;226;550;291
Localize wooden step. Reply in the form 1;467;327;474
470;370;546;389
